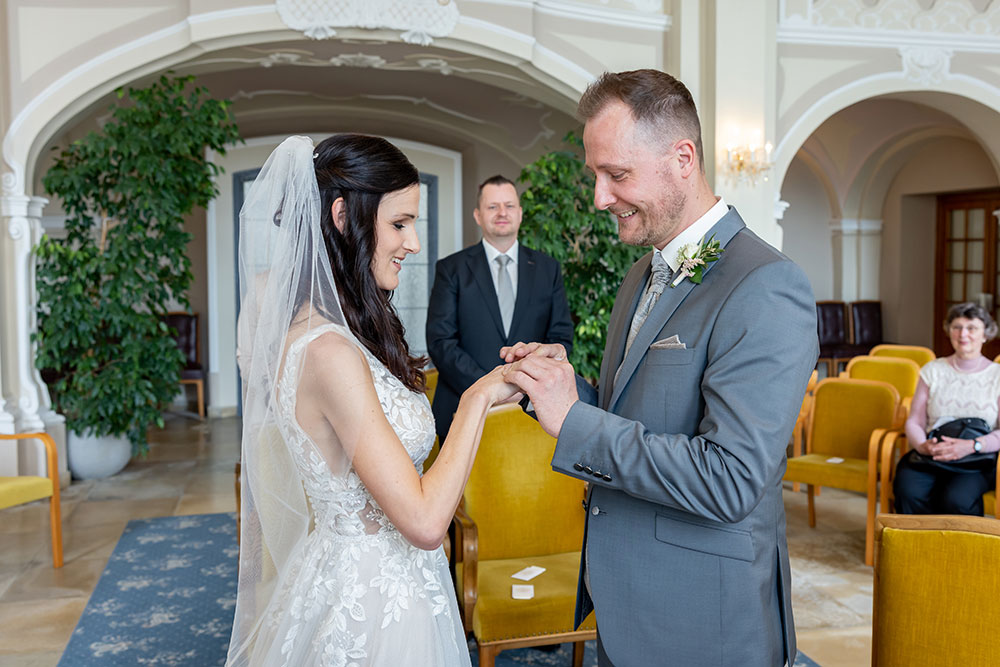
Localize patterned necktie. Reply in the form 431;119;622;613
624;252;673;356
495;254;514;336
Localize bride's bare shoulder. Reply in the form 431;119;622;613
303;328;372;384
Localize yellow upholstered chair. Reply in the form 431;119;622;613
790;370;819;493
453;403;595;667
872;514;1000;666
0;433;63;568
844;355;921;419
869;344;935;369
424;367;439;405
783;378;901;565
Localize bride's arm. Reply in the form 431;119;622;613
298;331;513;550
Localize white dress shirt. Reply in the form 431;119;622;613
656;197;728;272
482;239;519;298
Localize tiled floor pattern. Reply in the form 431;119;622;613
0;416;873;666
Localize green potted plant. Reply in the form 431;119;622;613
518;133;645;382
35;74;241;478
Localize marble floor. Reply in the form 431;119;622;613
0;416;874;666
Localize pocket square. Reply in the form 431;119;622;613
650;335;686;350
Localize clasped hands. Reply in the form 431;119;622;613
916;436;980;461
491;341;578;438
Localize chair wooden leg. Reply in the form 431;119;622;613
807;485;816;527
195;380;205;419
865;487;877;567
572;640;585;667
478;643;499;667
234;461;242;539
49;495;63;568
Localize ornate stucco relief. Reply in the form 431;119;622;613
276;0;460;45
795;0;1000;35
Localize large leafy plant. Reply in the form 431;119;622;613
518;133;645;381
36;74;241;454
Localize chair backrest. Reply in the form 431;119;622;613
162;312;199;365
869;344;934;369
845;356;921;399
849;300;882;347
424;367;439;405
464;404;586;561
816;301;848;346
873;514;1000;666
808;377;900;458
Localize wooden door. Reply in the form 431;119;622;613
935;190;1000;359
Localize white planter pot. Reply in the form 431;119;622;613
67;431;132;479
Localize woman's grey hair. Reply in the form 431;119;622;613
944;301;999;340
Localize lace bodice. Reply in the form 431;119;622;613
253;324;467;667
276;323;436;538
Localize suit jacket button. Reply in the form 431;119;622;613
583;466;593;474
603;474;612;482
573;463;584;471
592;470;603;478
591;506;601;516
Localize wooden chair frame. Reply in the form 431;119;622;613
453;502;593;667
0;433;63;567
167;310;205;419
872;514;1000;666
787;378;900;565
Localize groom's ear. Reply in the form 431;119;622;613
332;197;347;233
674;139;698;178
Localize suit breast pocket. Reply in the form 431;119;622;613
646;347;696;366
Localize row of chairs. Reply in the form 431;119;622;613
786;345;999;566
817;300;884;377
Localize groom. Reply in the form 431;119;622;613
503;70;817;666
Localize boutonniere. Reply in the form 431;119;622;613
671;235;723;287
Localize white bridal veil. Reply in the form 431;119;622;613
227;136;359;665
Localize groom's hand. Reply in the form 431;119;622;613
499;341;567;363
502;355;577;438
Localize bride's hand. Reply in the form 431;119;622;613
468;365;523;406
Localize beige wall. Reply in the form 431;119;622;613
780;156;835;301
881;137;999;348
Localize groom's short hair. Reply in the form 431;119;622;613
578;69;705;173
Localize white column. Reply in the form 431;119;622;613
829;218;882;302
711;0;782;248
0;193;68;483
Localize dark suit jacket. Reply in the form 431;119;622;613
427;242;574;440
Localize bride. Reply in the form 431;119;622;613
227;135;518;666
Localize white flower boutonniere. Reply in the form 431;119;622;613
671;235;723;287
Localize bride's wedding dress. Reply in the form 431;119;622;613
260;323;471;666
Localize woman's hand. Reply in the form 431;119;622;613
928;436;975;461
913;438;936;456
467;364;522;406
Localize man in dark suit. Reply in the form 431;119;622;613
426;175;574;441
502;70;817;666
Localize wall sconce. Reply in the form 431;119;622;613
721;129;773;187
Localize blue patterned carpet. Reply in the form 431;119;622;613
60;513;820;666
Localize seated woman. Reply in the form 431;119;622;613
894;302;1000;515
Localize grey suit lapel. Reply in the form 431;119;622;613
467;246;506;338
606;208;747;412
599;255;650;410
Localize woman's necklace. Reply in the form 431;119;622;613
949;354;986;373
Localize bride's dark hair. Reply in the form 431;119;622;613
311;133;426;392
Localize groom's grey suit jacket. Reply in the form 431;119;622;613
555;208;817;666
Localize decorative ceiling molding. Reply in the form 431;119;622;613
194;49;531;86
779;0;1000;51
899;46;953;85
276;0;460;45
227;88;558;154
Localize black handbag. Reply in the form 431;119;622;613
902;417;998;474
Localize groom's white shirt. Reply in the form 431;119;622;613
657;196;727;272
